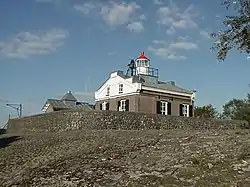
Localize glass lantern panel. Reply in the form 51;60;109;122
137;60;141;66
141;60;145;67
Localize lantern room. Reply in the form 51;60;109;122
136;52;150;75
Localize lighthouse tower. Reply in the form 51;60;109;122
135;51;150;76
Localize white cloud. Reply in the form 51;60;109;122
139;14;146;20
100;2;140;26
166;26;175;35
200;30;211;39
157;2;198;32
153;0;163;5
169;42;198;50
36;0;66;4
148;39;198;60
127;21;144;33
148;46;187;60
74;1;144;32
152;40;168;45
178;36;189;41
0;28;68;59
107;51;116;56
74;3;96;16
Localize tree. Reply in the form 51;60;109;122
194;104;219;118
222;94;250;122
222;98;246;119
211;0;250;60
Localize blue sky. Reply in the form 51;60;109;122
1;0;250;126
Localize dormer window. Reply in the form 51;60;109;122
119;84;123;94
106;86;110;96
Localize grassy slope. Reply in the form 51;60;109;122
0;130;250;187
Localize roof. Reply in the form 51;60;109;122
42;90;94;112
61;91;77;101
95;71;193;97
142;81;193;94
130;75;193;94
137;52;149;60
44;99;94;111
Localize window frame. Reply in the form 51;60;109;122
141;60;145;67
119;99;126;111
182;104;189;117
119;84;123;94
101;101;109;111
160;101;168;115
136;60;141;67
102;101;107;110
106;86;110;96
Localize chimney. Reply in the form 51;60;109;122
168;81;175;86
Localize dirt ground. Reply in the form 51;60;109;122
1;129;250;187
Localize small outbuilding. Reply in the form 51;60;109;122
42;91;94;113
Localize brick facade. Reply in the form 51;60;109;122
95;90;194;117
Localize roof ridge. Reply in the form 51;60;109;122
61;91;77;101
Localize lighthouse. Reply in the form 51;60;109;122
135;51;150;75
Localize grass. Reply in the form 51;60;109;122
1;129;250;186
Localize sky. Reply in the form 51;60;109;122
1;0;250;127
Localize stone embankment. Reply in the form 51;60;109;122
7;109;249;133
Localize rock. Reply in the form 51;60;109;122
208;163;213;169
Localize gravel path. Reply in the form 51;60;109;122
0;130;250;187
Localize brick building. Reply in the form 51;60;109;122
95;52;196;117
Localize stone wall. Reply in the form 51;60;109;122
7;109;249;133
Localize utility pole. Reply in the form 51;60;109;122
6;103;23;118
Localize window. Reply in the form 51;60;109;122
102;102;107;110
119;84;123;94
157;101;171;115
106;86;110;96
120;100;126;111
182;104;189;117
160;101;167;115
141;60;145;67
137;60;141;67
180;104;191;117
118;99;129;111
101;101;109;110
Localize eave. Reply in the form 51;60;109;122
41;102;50;112
141;86;194;98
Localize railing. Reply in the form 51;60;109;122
147;67;158;77
127;67;159;77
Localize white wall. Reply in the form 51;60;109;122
95;72;195;102
95;74;141;101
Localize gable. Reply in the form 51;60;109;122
95;75;140;101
